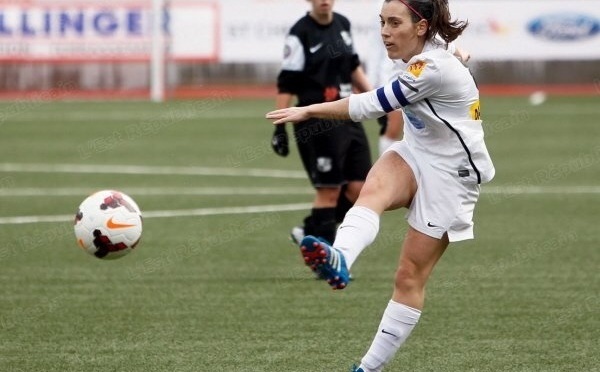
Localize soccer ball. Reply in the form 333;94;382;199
74;190;143;259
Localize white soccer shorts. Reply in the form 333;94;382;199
385;141;481;242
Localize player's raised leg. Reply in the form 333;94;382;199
299;151;417;290
333;151;417;272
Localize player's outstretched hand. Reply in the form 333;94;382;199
266;107;309;125
271;125;289;157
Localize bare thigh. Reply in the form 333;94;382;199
355;151;417;214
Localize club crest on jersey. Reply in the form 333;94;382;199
324;86;339;102
407;61;427;78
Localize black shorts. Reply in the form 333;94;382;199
293;118;372;187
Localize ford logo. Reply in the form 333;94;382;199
528;14;599;41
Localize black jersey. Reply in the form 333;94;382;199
277;12;361;107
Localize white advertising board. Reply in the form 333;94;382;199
452;0;600;60
217;0;600;62
0;0;218;62
0;0;598;62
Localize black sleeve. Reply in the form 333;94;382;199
350;54;361;72
277;70;304;94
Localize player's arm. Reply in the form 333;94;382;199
435;36;471;65
349;48;372;93
273;70;303;157
271;90;296;157
267;97;352;125
268;57;440;125
453;46;471;64
275;92;294;110
444;39;470;64
351;65;373;93
271;32;305;157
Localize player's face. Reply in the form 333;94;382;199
309;0;334;17
379;0;427;61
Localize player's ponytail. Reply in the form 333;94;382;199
429;0;467;43
390;0;468;43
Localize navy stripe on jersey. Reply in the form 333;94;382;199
424;99;482;184
391;80;410;106
377;87;394;113
399;77;419;93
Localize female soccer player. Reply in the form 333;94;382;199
271;0;373;245
365;0;471;155
266;0;495;370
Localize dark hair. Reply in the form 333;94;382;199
386;0;468;43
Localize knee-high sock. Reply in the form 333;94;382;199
333;206;379;270
360;300;421;372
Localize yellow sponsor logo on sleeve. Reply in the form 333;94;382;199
470;100;481;120
407;61;427;77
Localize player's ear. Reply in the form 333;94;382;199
416;19;428;37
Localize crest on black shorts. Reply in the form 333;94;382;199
316;157;332;172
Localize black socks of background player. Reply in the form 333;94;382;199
304;191;354;244
335;191;353;223
303;208;336;244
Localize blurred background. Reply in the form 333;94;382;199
0;0;598;100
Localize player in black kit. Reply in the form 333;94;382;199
271;0;373;247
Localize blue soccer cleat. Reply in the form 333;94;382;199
350;364;364;372
299;235;350;290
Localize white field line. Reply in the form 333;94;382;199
4;110;260;122
0;203;312;225
0;187;314;197
0;185;598;226
486;185;600;194
0;162;598;225
2;163;599;193
1;185;600;197
0;163;306;179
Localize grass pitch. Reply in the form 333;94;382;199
0;96;598;372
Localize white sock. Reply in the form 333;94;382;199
359;300;421;372
333;206;379;270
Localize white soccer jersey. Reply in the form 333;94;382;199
349;47;495;184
